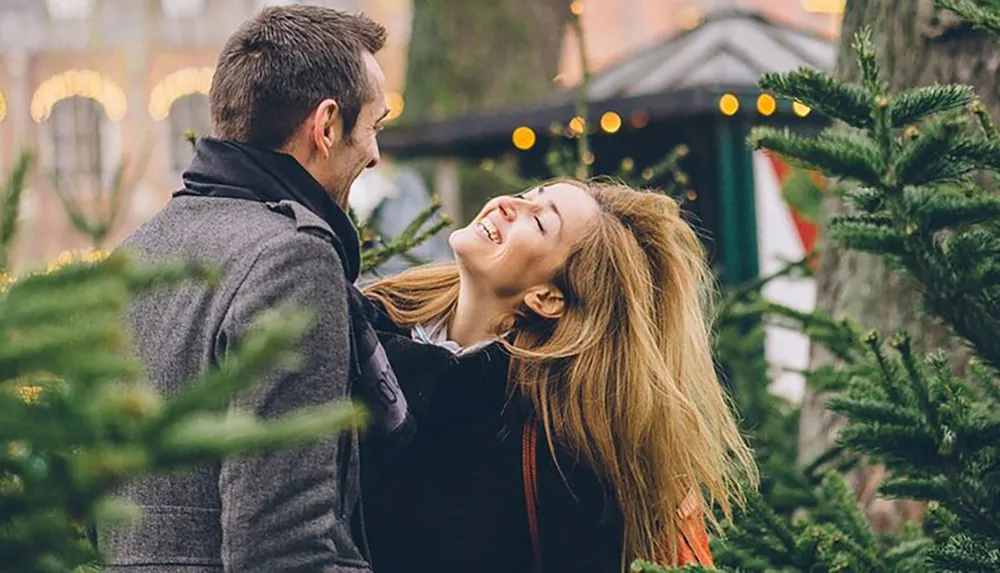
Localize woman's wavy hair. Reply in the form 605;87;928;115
364;177;758;567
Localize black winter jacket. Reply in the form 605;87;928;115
360;304;625;573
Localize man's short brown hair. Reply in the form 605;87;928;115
210;6;387;149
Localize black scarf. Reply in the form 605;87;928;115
177;137;414;459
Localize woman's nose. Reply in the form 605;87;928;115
495;196;529;221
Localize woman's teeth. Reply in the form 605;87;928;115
478;217;501;244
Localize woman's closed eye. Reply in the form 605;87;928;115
534;215;546;234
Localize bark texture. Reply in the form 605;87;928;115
404;0;573;121
799;0;1000;533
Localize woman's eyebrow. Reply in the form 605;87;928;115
536;187;564;236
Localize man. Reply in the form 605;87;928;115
101;6;405;572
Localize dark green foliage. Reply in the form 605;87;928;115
938;0;1000;36
0;149;33;273
642;8;1000;571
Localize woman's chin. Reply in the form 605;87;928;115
450;226;490;256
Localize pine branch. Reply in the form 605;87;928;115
911;187;1000;231
748;127;884;188
758;68;873;129
0;149;34;274
360;196;451;273
928;533;1000;571
893;112;972;186
888;84;977;128
938;0;1000;36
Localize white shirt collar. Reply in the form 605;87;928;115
411;315;499;356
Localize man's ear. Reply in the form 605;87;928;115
311;98;342;159
523;285;565;320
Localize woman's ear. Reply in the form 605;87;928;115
523;285;565;319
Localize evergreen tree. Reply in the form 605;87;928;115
637;5;1000;569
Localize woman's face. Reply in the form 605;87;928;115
449;182;600;302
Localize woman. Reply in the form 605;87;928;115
360;178;757;572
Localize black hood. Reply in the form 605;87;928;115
176;137;361;281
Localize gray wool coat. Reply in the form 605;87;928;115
99;195;370;572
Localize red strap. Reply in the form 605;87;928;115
522;421;542;571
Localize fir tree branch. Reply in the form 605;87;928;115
748;127;884;189
893;113;971;186
911;188;1000;231
888;84;977;128
0;149;34;274
852;27;886;97
826;219;906;255
937;0;1000;36
758;68;873;129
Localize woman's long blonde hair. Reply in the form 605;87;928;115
364;179;758;566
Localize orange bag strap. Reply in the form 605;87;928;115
672;489;714;568
522;421;714;571
522;421;542;571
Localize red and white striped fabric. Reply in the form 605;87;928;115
752;151;822;404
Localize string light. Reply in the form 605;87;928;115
386;91;405;121
480;158;495;171
686;189;698;201
568;116;585;135
0;92;6;123
570;1;583;15
512;126;536;150
31;69;127;122
792;101;812;117
719;93;739;116
621;157;634;171
630;111;649;129
583;151;595;165
600;111;622;133
757;93;776;116
149;67;214;121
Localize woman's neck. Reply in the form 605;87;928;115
448;283;509;348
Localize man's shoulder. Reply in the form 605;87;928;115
124;196;342;263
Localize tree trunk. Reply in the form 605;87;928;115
403;0;573;223
799;0;1000;533
404;0;572;121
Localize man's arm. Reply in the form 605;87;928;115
216;232;368;572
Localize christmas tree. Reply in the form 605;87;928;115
636;4;1000;570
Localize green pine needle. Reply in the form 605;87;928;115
889;84;977;128
0;149;34;273
758;68;873;129
938;0;1000;36
749;127;884;188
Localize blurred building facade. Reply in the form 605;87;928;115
559;0;842;86
0;0;411;267
0;0;840;268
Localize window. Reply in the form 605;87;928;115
162;0;205;19
47;96;104;193
45;0;94;19
167;93;211;172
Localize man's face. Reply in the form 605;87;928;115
326;52;389;207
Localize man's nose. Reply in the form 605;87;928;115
367;147;381;169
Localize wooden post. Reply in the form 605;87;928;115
434;158;461;229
